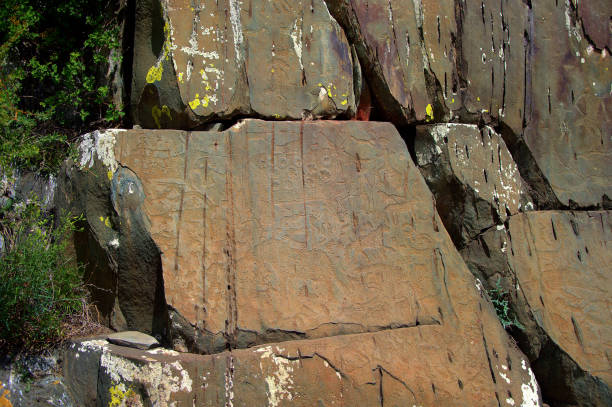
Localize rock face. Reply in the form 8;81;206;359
415;123;532;248
65;333;540;407
50;0;612;405
56;130;169;336
520;0;612;208
61;120;543;404
131;0;356;128
324;0;612;208
461;211;612;405
324;0;528;132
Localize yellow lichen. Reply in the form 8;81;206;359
107;170;114;181
104;217;111;228
202;95;210;108
189;94;201;110
108;383;137;407
426;103;434;121
178;72;184;83
341;99;348;105
146;64;163;84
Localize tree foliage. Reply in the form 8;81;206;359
0;0;124;173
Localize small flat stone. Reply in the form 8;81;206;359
107;331;159;350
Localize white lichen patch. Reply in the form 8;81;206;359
100;351;192;407
499;371;511;384
290;18;304;70
255;346;299;407
229;0;243;61
520;361;541;407
78;339;110;353
147;348;179;356
79;130;125;174
109;238;120;248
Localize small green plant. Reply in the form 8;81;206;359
488;277;525;331
0;198;88;352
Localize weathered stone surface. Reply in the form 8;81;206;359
64;120;543;404
107;331;160;350
56;130;168;337
324;0;528;132
325;0;612;208
575;0;612;51
521;0;612;207
66;327;541;407
462;211;612;404
78;122;494;352
415;123;532;248
131;0;356;128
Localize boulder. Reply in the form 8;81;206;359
461;211;612;405
415;123;532;248
65;328;540;407
60;120;542;404
130;0;356;128
323;0;528;132
519;0;612;208
324;0;612;208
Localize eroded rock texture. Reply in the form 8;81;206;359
65;332;540;407
131;0;356;128
462;211;612;405
415;123;532;248
61;121;543;404
324;0;529;131
324;0;612;208
521;0;612;208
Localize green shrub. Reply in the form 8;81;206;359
488;277;525;331
0;198;88;352
0;0;124;174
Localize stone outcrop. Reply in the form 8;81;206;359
461;211;612;405
56;130;168;336
323;0;528;133
323;0;612;209
519;0;612;208
415;123;532;248
37;1;612;406
58;120;543;404
65;333;540;407
130;0;356;128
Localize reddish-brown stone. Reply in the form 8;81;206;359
131;0;356;128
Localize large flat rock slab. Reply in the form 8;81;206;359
65;328;540;407
522;1;612;207
65;120;542;404
98;121;497;350
508;211;612;387
131;0;355;128
462;210;612;404
324;0;528;133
